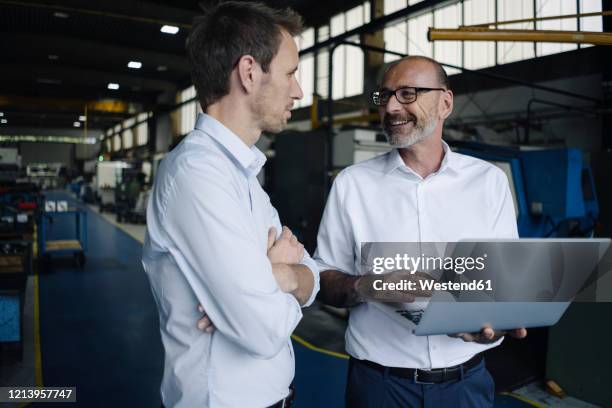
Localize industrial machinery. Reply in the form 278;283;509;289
451;141;599;238
0;182;39;362
332;127;391;168
38;202;88;269
95;161;130;212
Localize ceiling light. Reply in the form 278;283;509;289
73;121;81;127
128;61;142;69
0;112;3;117
79;115;86;121
160;25;179;35
107;83;120;90
157;65;167;72
53;11;69;18
1;119;7;124
48;54;59;60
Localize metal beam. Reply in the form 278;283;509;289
299;0;456;57
0;95;129;113
429;28;612;46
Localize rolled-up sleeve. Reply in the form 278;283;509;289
162;157;302;360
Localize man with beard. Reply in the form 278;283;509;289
142;2;319;407
314;56;526;407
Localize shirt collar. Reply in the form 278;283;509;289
195;113;267;177
384;140;457;177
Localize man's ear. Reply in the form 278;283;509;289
439;90;454;120
236;55;261;95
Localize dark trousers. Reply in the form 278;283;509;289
345;358;495;408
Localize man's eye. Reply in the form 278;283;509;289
399;89;415;98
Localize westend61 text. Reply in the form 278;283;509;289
373;279;493;292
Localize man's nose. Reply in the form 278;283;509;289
291;77;304;100
385;92;403;114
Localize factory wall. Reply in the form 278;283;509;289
76;143;101;160
449;73;603;154
19;142;73;167
155;113;172;153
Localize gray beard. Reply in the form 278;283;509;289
385;117;438;148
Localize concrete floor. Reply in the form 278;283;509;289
88;202;350;354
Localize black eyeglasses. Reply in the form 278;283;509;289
371;86;446;106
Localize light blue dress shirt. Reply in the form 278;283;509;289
143;113;319;407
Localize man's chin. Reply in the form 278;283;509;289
386;133;419;148
262;122;286;134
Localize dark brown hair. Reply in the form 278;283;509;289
187;1;303;110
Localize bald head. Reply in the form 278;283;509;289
384;56;450;90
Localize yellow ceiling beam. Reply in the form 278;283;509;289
428;28;612;46
0;96;129;113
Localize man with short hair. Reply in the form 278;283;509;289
315;56;526;407
142;2;318;407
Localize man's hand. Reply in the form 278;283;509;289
449;326;527;344
354;270;433;303
266;226;304;265
196;304;215;333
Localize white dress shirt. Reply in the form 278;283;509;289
142;113;319;408
314;142;518;369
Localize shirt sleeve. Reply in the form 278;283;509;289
313;173;357;275
269;206;320;307
162;157;302;360
491;170;520;239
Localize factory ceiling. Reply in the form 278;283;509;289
0;0;365;131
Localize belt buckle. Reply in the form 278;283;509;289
413;369;435;385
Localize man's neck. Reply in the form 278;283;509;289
398;135;445;179
206;100;260;147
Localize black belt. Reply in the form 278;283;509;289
356;353;483;384
268;385;294;408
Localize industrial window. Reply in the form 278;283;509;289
316;25;330;99
330;3;369;100
433;4;462;75
136;112;149;146
496;0;535;64
178;86;198;136
463;0;496;69
383;0;407;63
381;0;602;72
122;117;135;150
294;27;315;108
113;134;121;152
580;0;603;48
536;0;577;57
407;12;433;59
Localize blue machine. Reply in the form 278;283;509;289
452;142;599;238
